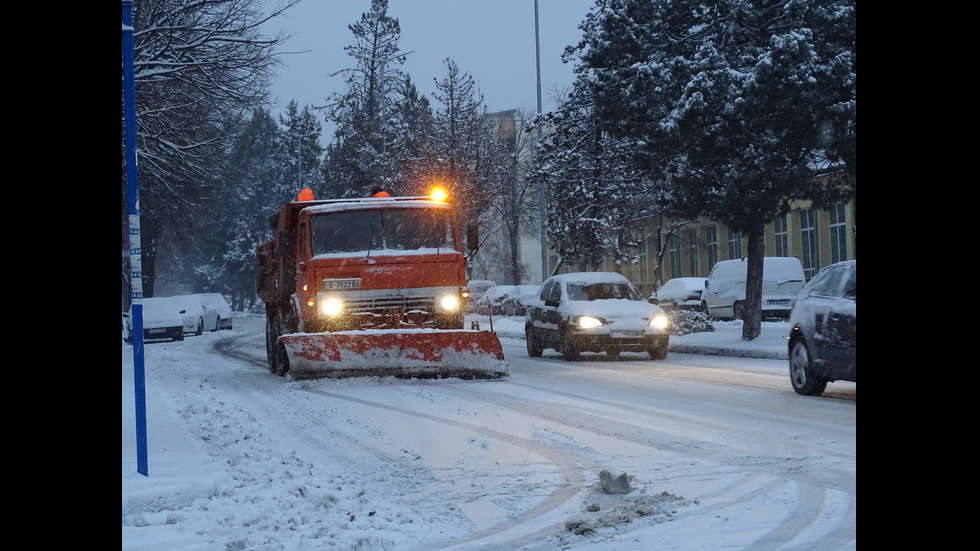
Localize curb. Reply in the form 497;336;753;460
668;344;787;360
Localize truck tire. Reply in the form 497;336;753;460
270;303;298;377
265;311;279;374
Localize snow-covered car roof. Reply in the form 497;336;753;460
653;277;706;301
546;271;632;286
134;297;185;329
194;293;232;316
480;284;541;303
540;271;665;321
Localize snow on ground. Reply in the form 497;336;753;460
124;314;851;550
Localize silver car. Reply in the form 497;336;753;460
524;272;670;361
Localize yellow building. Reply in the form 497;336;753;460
551;198;856;296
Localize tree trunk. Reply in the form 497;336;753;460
741;223;766;341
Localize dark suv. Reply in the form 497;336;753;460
787;260;856;395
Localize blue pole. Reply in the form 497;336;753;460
123;0;148;477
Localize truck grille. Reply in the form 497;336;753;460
345;296;435;315
322;271;361;280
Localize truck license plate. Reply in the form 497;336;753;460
324;278;361;290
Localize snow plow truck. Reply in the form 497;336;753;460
256;188;509;380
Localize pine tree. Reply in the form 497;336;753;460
321;0;407;198
576;0;856;339
278;101;325;197
429;59;511;279
529;79;659;278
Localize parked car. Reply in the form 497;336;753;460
465;280;497;313
787;260;856;396
478;284;541;316
651;277;706;311
170;294;214;335
123;297;185;343
525;272;670;361
194;293;234;330
701;257;805;320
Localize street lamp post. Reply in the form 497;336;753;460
534;0;548;282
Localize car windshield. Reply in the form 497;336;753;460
310;208;454;254
567;282;643;301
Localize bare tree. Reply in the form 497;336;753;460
122;0;297;304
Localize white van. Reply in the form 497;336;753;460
701;257;805;320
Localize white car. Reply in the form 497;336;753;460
478;284;541;316
169;295;214;336
524;272;670;361
701;257;805;320
651;277;706;311
194;293;234;330
123;297;185;343
465;280;497;313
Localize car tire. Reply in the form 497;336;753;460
647;345;667;360
701;301;711;318
789;339;827;396
195;318;204;336
525;323;543;357
560;334;580;361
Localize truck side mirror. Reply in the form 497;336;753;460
467;224;479;252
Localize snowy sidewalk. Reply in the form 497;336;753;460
467;315;790;360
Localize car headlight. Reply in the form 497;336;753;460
650;314;669;330
576;316;603;329
320;297;343;317
440;295;460;311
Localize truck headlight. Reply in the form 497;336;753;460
440;295;459;311
320;297;343;317
650;314;669;330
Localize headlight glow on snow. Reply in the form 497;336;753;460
440;295;459;311
321;298;343;317
650;314;669;330
577;316;603;329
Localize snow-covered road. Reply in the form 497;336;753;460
123;315;856;550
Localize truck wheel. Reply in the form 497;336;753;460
265;312;278;374
271;304;298;377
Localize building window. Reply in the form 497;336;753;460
706;226;718;268
829;202;847;263
688;229;699;277
800;208;819;280
669;233;681;279
774;214;788;257
728;230;741;259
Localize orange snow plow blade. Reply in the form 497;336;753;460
279;329;509;380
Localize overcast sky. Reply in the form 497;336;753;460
267;0;596;126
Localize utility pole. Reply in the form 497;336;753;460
534;0;548;282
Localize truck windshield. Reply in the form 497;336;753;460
310;208;454;255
